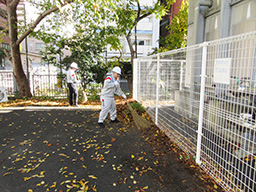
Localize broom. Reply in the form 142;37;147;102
80;83;88;104
117;82;152;129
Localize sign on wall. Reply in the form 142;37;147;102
214;58;232;85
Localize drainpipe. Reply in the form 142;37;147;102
194;0;212;80
194;0;212;44
189;0;212;118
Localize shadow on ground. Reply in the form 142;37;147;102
0;107;224;192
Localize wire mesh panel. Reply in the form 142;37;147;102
32;74;67;98
133;31;256;192
0;70;15;95
200;32;256;192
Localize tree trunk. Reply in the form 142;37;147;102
125;34;134;94
11;43;32;97
7;0;32;97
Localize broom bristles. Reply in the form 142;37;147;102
81;89;87;104
116;83;152;129
127;102;152;129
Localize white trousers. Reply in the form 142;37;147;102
98;97;116;123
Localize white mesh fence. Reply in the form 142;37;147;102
133;31;256;192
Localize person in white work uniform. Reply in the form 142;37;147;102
98;66;127;125
67;62;79;107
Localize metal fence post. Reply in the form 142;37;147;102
155;55;160;125
138;60;141;102
196;42;208;165
180;61;184;91
133;59;138;101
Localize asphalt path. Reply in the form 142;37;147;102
0;107;222;192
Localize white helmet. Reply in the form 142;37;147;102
112;66;121;75
70;62;78;69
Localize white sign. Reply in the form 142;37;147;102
214;58;232;84
0;87;8;103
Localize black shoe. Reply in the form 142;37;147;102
98;122;104;127
111;119;120;123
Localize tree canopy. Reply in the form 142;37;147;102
158;0;188;52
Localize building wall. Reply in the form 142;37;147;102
187;0;256;46
160;0;184;38
0;2;11;69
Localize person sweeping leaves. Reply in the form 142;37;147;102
67;62;79;107
98;66;127;126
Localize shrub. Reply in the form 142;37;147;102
130;102;145;113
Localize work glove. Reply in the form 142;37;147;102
114;81;119;87
122;94;127;99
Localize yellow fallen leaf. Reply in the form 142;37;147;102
24;177;29;181
214;184;218;189
3;172;13;176
50;182;57;188
28;190;33;192
66;184;73;189
40;171;45;175
88;175;97;179
62;171;67;175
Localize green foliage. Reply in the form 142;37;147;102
130;102;145;113
158;0;189;52
30;0;122;85
86;86;101;101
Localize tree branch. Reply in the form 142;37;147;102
16;0;72;45
9;0;20;7
2;48;11;61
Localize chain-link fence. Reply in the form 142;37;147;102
133;31;256;192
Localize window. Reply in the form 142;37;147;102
205;14;220;41
35;43;44;49
133;40;148;46
230;0;256;35
138;41;144;45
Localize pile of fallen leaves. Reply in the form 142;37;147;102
116;101;223;191
0;97;102;108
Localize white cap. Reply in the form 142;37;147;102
112;66;121;75
70;62;78;69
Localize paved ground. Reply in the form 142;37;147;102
0;106;223;192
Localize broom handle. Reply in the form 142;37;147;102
115;79;129;103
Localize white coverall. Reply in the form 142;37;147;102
98;75;123;123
